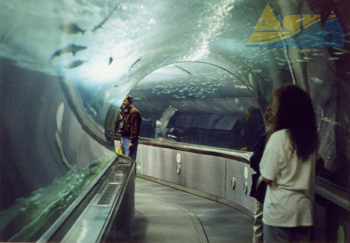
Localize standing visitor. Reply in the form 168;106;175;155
260;84;319;243
250;105;272;243
116;95;142;160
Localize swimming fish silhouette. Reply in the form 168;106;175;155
129;58;140;71
50;44;87;63
175;65;192;75
65;59;87;69
60;23;86;35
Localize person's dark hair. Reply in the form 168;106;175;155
126;95;132;104
268;84;319;161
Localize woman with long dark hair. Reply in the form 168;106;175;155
259;84;319;243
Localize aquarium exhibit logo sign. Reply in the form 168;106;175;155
246;4;344;47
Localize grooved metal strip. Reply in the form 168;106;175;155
97;183;121;206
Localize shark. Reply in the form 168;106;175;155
92;3;119;32
65;59;87;69
129;58;140;71
175;65;191;75
199;74;217;81
60;23;86;35
50;44;87;63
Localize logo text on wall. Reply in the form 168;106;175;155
246;4;344;47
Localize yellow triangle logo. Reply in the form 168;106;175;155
330;10;336;18
254;4;282;31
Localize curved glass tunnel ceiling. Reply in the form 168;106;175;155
1;0;350;241
130;62;258;114
1;0;291;107
127;62;263;147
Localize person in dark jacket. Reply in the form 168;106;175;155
250;105;272;243
116;95;141;160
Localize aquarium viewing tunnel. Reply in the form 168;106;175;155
0;0;350;242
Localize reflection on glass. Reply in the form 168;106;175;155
0;153;114;242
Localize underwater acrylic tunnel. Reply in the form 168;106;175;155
0;0;350;242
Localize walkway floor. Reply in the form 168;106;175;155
127;177;254;243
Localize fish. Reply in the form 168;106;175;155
311;77;324;84
320;117;341;126
89;162;100;168
333;47;350;53
109;57;113;65
296;59;307;62
50;44;87;63
329;57;339;61
158;106;179;128
142;117;152;121
175;65;191;75
199;74;217;81
303;56;313;60
65;59;87;69
129;58;140;71
232;84;247;88
92;3;119;32
225;5;234;12
60;23;86;35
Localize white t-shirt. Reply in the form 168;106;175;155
260;129;316;227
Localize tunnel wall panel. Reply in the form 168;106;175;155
171;150;185;186
183;152;226;198
137;145;185;185
225;159;255;212
138;144;255;214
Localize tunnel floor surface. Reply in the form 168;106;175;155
126;177;254;243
